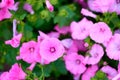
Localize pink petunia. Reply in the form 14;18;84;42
17;40;38;63
90;22;112;43
81;65;98;80
101;65;118;79
23;3;34;14
0;63;26;80
87;0;114;13
84;44;104;65
109;0;120;15
5;19;22;48
8;63;26;80
81;8;97;18
5;33;22;48
45;0;54;12
70;18;93;40
0;7;12;21
54;25;70;35
64;52;86;75
40;38;65;62
106;33;120;60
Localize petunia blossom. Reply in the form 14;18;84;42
5;19;22;48
40;38;65;62
106;33;120;60
84;44;104;65
81;65;98;80
81;8;97;18
17;40;38;63
23;3;34;14
101;65;118;79
90;22;112;43
5;33;22;48
70;18;93;40
0;63;26;80
45;0;54;12
8;63;26;80
109;0;120;15
64;52;86;76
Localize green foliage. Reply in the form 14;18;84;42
91;71;108;80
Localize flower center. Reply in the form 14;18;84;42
29;47;34;53
81;28;86;33
76;59;81;65
93;53;99;58
116;0;120;4
50;47;56;53
7;0;11;5
100;28;105;32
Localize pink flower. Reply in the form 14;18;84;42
5;33;22;48
8;63;26;80
101;65;118;79
81;8;97;18
5;19;22;48
84;44;104;65
109;0;120;15
0;0;14;9
70;18;93;40
88;0;114;13
40;38;65;62
17;40;38;63
82;65;98;80
0;7;12;21
45;0;54;12
90;22;112;43
23;3;34;14
64;53;86;75
54;25;70;35
106;33;120;60
0;63;26;80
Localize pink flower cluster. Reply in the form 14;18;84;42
1;0;120;80
3;17;120;79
